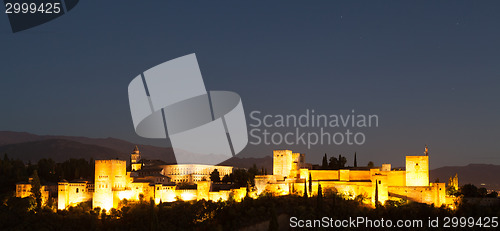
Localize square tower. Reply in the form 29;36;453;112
273;150;293;177
405;156;429;186
93;160;126;210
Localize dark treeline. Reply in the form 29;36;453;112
2;189;500;230
451;183;498;198
0;154;94;195
212;164;261;188
321;153;374;170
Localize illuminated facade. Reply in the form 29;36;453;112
16;146;456;210
58;180;93;210
257;149;450;207
54;147;239;211
15;181;52;205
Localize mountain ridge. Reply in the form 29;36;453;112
1;131;499;190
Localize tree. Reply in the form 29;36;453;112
461;184;478;197
248;164;259;176
221;174;231;183
367;161;374;168
150;198;159;231
374;180;380;208
478;187;488;197
210;169;220;182
303;180;308;198
317;183;323;212
446;184;459;196
308;173;312;195
486;191;498;198
354;152;357;167
328;157;338;169
30;170;42;210
317;184;323;199
338;155;346;168
246;182;251;198
322;154;328;169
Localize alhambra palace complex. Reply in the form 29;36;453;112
16;146;457;211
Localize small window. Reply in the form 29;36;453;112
76;188;79;193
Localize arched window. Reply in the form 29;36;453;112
76;188;79;193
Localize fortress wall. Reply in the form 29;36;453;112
309;170;339;181
372;174;389;205
176;189;198;201
386;171;406;186
388;185;444;206
339;170;350;181
430;182;446;206
264;182;290;196
161;186;177;202
349;170;371;181
312;181;372;198
67;183;92;207
209;191;229;201
231;187;247;202
196;181;210;201
255;175;276;195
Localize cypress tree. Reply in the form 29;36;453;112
303;179;308;198
309;172;312;195
317;183;323;212
322;154;328;169
150;198;159;230
30;170;42;210
246;182;250;198
354;152;357;167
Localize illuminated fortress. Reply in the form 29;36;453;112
17;146;454;210
256;148;451;207
57;146;240;211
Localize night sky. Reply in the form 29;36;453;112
1;1;499;169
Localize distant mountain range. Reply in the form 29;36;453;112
1;131;499;190
0;131;272;169
0;131;176;163
430;164;500;191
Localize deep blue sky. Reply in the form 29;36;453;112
1;1;499;168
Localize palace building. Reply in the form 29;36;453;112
56;146;239;211
16;145;456;210
256;147;454;207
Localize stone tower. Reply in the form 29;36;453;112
273;150;293;178
130;145;142;171
93;159;126;210
405;153;429;187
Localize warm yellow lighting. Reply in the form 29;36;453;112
180;192;196;201
117;190;133;200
